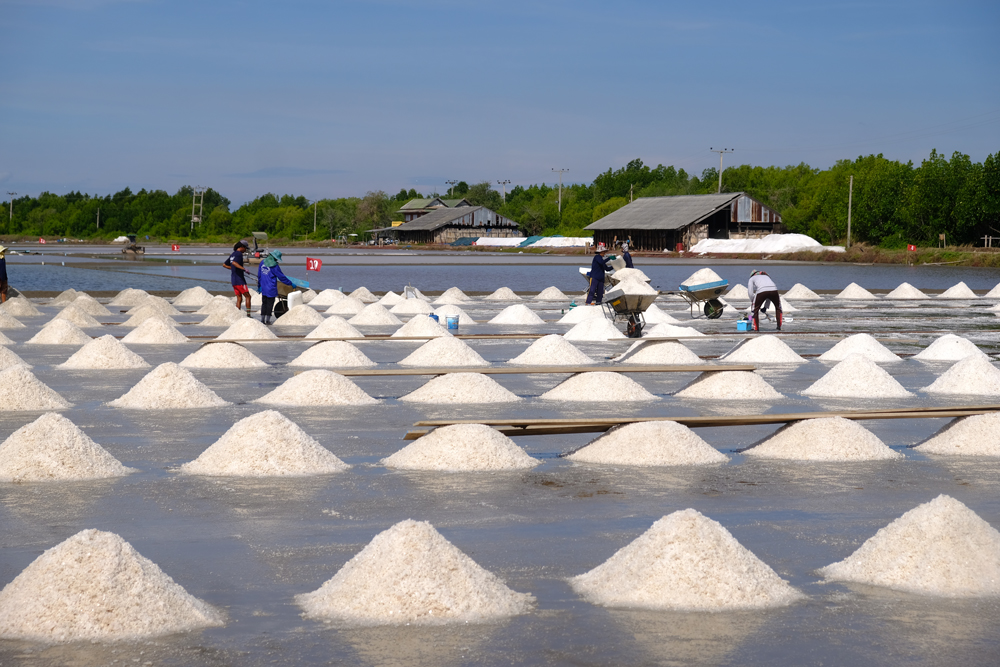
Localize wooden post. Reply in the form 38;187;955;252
846;175;853;249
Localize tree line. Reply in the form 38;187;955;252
3;149;998;247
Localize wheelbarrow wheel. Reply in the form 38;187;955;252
626;314;644;338
704;299;725;319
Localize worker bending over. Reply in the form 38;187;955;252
586;243;614;305
748;269;782;331
257;250;295;325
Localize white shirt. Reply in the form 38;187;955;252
748;273;777;304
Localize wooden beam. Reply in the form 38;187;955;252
329;364;752;377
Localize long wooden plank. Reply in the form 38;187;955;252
195;334;550;343
331;364;752;377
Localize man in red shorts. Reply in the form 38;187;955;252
224;240;251;316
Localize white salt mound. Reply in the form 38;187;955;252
570;509;802;610
913;334;986;361
383;424;539;471
122;305;177;328
915;412;1000;456
172;286;215;307
180;342;268;369
49;288;79;305
784;283;822;299
274;304;326;327
309;289;346;306
108;363;230;409
400;373;521;404
399;337;488;367
254;370;378;406
50;305;103;327
675;371;782;400
0;311;26;329
922;355;1000;396
985;282;1000;298
391;314;452;338
1;297;42;317
348;303;402;325
885;282;929;299
802;354;913;398
484;287;521;301
390;298;436;315
305;315;363;340
636;304;681;325
0;346;30;370
108;288;149;306
614;279;658;296
835;282;878;299
128;295;180;316
509;335;594;365
778;297;798;313
217;317;277;340
433;293;471;306
567;421;727;466
300;288;318;303
564;317;626;341
937;281;978;299
680;268;724;287
296;519;534;625
723;336;805;363
819;495;1000;597
433;304;476;325
726;284;750;300
818;333;900;362
288;341;376;368
122;317;189;344
558;305;605;324
0;412;135;482
181;410;348;476
197;309;245;327
0;366;71;410
489;304;545;325
378;291;404;307
25;319;92;345
197;295;239;314
66;294;112;316
0;529;224;642
744;417;901;461
644;322;705;338
349;286;378;303
536;286;569;301
540;371;658;402
438;286;471;301
619;340;703;365
327;297;368;317
612;268;650;283
0;330;13;345
58;335;150;369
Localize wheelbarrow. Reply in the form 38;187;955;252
667;279;728;319
601;287;659;338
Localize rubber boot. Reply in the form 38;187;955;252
776;311;782;331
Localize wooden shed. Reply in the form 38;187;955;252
393;206;521;244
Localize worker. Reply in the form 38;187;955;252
0;245;8;303
224;240;252;317
585;243;614;305
748;269;782;331
621;241;634;268
257;250;294;325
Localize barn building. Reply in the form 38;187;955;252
392;206;520;244
396;197;472;223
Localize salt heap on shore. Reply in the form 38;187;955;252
938;282;978;299
438;287;472;302
0;529;224;642
913;334;986;361
300;289;318;303
614;279;658;296
819;495;1000;597
885;282;929;299
536;286;569;301
391;314;451;338
306;315;363;339
784;283;822;299
0;413;135;482
172;286;215;307
399;337;489;367
433;304;476;325
331;298;369;318
255;370;378;406
540;372;658;402
744;417;901;461
835;283;878;299
348;303;401;325
1;297;42;317
613;267;650;283
122;305;176;328
818;333;900;362
273;304;326;327
66;294;112;316
0;366;71;410
509;335;594;365
128;295;180;316
108;288;149;306
570;509;802;610
58;335;150;369
198;309;245;327
296;520;534;625
180;342;268;369
309;289;346;306
618;340;702;365
922;355;1000;396
0;330;13;345
26;320;92;345
378;291;403;307
288;341;376;368
349;287;378;303
383;424;540;471
802;354;913;398
181;410;348;476
0;311;26;329
675;371;782;400
484;287;521;301
564;318;626;341
217;317;277;340
52;305;101;328
122;317;189;344
725;284;749;300
0;346;29;370
400;373;521;404
197;295;237;314
642;304;682;325
108;363;230;409
915;413;1000;456
681;268;724;287
558;305;604;324
644;322;705;338
985;282;1000;298
566;422;728;466
489;304;545;325
723;336;805;364
391;298;436;316
50;289;79;305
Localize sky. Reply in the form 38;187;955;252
1;0;998;205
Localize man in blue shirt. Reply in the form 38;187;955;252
621;241;634;268
224;240;251;316
257;250;295;324
586;243;614;305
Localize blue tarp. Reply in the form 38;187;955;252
450;237;478;246
519;236;544;247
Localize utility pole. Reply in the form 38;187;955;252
190;186;206;232
310;199;318;233
551;168;569;214
6;192;15;233
97;208;100;229
847;175;853;249
630;183;634;203
709;148;734;193
497;180;511;203
445;180;458;197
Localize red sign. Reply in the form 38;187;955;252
907;244;917;251
38;238;46;244
171;244;180;252
306;257;322;272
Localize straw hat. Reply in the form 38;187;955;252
0;245;7;257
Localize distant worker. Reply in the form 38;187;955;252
0;245;8;303
621;241;634;268
585;243;614;305
257;250;294;325
224;240;252;317
748;270;782;331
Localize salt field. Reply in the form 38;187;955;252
1;251;1000;665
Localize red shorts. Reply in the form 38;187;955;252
233;284;250;295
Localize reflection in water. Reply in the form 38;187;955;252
0;478;119;532
341;623;495;667
609;608;767;666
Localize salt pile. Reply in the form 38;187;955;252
566;422;728;466
620;340;704;365
128;295;180;316
0;311;26;329
818;333;900;362
885;282;929;299
197;295;238;314
723;336;805;363
122;317;189;344
0;366;71;410
540;372;658;402
558;305;605;324
181;410;348;476
835;282;878;299
614;279;658;295
508;335;594;365
348;303;401;325
937;281;978;299
915;413;1000;456
744;417;901;461
180;342;268;369
66;294;112;316
643;322;705;338
300;288;318;303
378;291;404;307
0;412;135;481
484;287;521;301
288;341;376;368
382;424;539;471
535;286;569;301
612;267;650;283
172;286;214;307
680;268;724;287
913;334;986;361
309;289;346;306
391;314;452;338
641;304;682;325
802;354;913;398
433;293;470;306
25;319;92;345
217;317;277;340
305;315;363;339
778;297;799;313
564;318;626;341
0;330;13;345
675;371;782;400
400;373;521;404
108;363;230;409
122;305;176;328
819;495;1000;597
1;296;42;317
197;309;245;327
273;304;326;327
49;288;79;305
570;509;801;610
349;286;378;303
489;304;545;325
986;282;1000;298
438;286;471;302
58;335;150;369
390;298;436;315
255;370;378;406
0;346;30;370
295;519;534;625
726;284;749;300
784;283;821;299
433;304;476;325
108;287;149;306
0;529;224;641
922;355;1000;395
52;305;102;328
399;337;489;367
328;296;369;317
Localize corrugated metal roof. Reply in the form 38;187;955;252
584;193;743;231
398;197;471;211
394;206;485;231
398;198;437;210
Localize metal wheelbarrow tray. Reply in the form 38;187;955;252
602;288;659;338
668;279;728;319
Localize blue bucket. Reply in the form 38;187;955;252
446;315;459;330
429;314;439;323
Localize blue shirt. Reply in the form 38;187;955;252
0;257;6;281
589;252;612;282
257;262;294;297
228;250;246;286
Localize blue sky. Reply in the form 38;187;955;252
1;0;997;205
